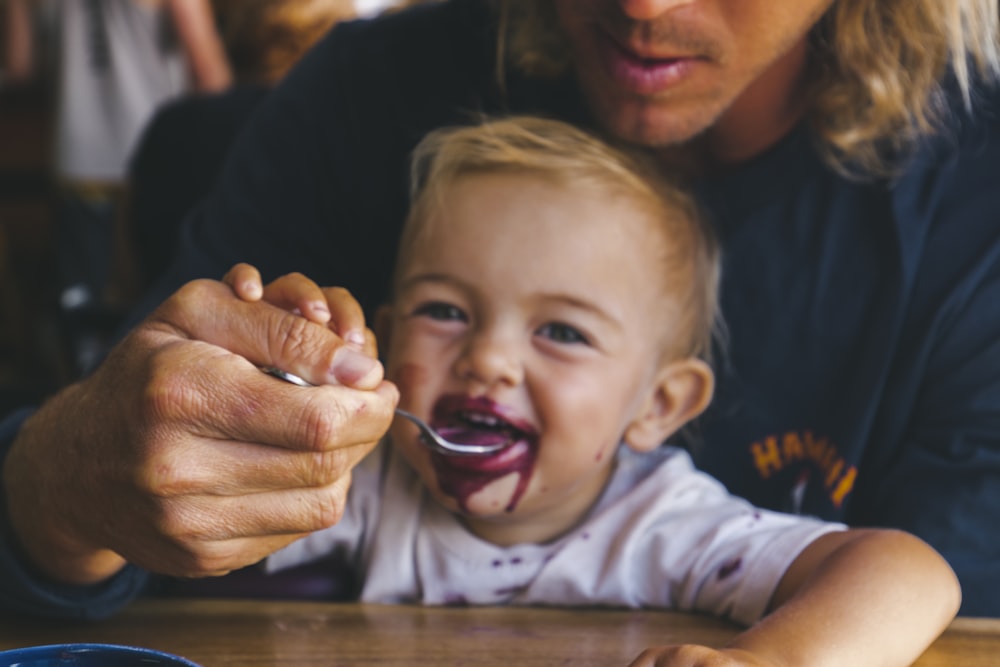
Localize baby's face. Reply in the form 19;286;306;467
383;172;677;545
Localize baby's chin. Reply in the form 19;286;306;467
449;471;522;516
420;469;528;523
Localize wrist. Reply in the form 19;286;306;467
2;392;127;585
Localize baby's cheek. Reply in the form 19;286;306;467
390;362;432;397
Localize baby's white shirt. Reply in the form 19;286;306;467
266;442;843;625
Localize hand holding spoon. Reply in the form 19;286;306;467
260;366;504;456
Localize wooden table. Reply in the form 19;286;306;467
2;599;998;666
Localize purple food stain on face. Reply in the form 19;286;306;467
428;394;539;513
431;445;537;513
717;558;743;580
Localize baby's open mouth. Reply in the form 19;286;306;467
428;400;540;509
434;411;524;451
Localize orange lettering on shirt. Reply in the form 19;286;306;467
831;466;857;508
805;432;828;463
749;430;857;509
751;436;783;479
782;432;804;462
824;458;844;489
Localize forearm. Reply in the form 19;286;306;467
728;530;960;667
3;387;129;584
166;0;231;92
1;408;146;618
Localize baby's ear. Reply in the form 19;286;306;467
624;359;714;452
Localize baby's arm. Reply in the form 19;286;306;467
630;528;960;667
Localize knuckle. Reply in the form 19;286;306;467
152;501;204;545
309;484;348;530
169;279;218;315
305;447;351;486
187;546;237;577
173;547;234;578
273;314;318;360
299;404;337;452
136;455;186;499
153;510;234;576
142;355;200;423
327;286;354;304
298;389;353;450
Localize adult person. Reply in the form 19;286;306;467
1;0;999;619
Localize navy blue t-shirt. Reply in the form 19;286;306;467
2;0;999;617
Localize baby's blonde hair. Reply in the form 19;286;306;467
400;116;721;362
493;0;1000;177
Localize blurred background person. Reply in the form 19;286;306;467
2;0;231;377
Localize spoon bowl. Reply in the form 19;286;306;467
392;408;506;456
260;366;505;456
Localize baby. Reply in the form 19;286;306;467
228;116;959;666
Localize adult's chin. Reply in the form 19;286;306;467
582;83;724;149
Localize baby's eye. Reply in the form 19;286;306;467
537;322;590;345
413;301;467;322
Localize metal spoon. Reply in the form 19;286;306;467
393;408;506;456
260;366;505;456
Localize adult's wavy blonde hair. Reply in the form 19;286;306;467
494;0;1000;177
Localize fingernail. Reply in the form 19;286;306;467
331;347;381;386
345;330;367;347
312;302;331;320
242;281;262;299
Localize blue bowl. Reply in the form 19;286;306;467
0;643;200;666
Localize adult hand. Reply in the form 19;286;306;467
2;275;398;585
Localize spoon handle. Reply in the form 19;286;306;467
260;366;503;456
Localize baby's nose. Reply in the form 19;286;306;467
454;333;524;389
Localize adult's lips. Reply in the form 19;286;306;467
596;31;700;95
